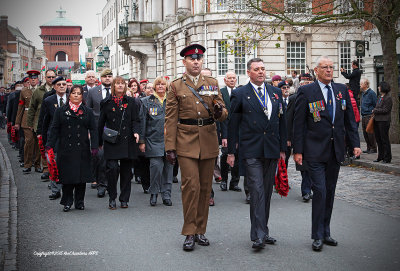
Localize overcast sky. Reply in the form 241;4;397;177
2;0;106;59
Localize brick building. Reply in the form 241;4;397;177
40;8;82;73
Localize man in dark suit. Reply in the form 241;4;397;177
83;70;97;100
86;69;113;197
41;76;68;200
220;71;241;193
340;60;362;106
227;58;287;249
293;56;361;251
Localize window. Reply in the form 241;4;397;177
339;41;351;72
287;0;308;13
217;41;228;76
286;42;306;74
338;0;363;14
216;0;247;11
234;40;246;75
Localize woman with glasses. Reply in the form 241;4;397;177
139;76;173;206
46;85;98;212
98;76;141;209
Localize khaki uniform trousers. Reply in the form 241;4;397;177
178;156;214;236
23;128;40;169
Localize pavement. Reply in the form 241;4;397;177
0;129;399;271
351;142;400;174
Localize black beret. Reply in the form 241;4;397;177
52;76;66;85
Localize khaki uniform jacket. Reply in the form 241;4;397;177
27;84;49;130
15;87;34;128
164;74;228;160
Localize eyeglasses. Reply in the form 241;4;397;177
281;86;289;89
47;76;56;79
56;83;67;86
319;66;334;70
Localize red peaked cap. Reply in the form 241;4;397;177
180;44;206;57
66;79;72;83
140;79;148;84
27;70;40;78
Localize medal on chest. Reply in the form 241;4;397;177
309;100;325;122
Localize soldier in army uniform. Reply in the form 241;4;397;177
164;44;228;251
15;70;41;173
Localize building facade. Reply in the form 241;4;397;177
100;0;398;89
0;15;37;86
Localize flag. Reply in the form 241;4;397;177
24;63;28;70
69;66;72;72
10;64;13;71
41;66;45;71
55;65;58;71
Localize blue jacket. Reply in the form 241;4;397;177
361;88;377;116
228;82;287;159
293;81;360;163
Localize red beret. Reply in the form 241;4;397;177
66;79;72;83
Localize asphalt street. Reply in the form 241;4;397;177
1;131;399;271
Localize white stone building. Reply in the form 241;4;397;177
98;0;398;90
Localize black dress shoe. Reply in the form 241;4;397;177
373;159;382;162
63;205;71;212
22;168;31;174
229;185;242;192
183;235;195;251
323;236;338;246
245;194;251;204
41;172;49;180
49;192;61;200
252;239;265;249
75;206;85;210
195;234;210;246
163;199;172;206
150;194;157;206
35;167;43;173
383;160;391;164
220;181;227;191
172;176;178;183
312;239;323;251
109;199;116;210
120;201;128;208
264;235;276;245
20;163;24;167
302;193;311;202
97;187;106;198
143;188;149;194
19;158;23;163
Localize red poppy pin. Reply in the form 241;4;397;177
77;109;83;115
274;93;279;100
336;92;343;100
123;104;127;109
112;107;115;112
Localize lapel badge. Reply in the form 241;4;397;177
247;96;250;99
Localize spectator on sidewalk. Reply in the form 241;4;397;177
360;78;377;154
373;81;392;164
340;60;362;107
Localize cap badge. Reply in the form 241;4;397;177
195;48;198;53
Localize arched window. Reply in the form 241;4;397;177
55;51;68;61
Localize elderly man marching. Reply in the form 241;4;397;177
164;44;228;251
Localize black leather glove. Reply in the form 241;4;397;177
213;102;223;119
166;150;177;165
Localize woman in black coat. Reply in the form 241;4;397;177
373;81;393;163
98;76;141;209
46;85;98;212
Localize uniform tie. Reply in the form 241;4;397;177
257;87;264;100
326;85;333;123
59;97;64;107
105;87;110;97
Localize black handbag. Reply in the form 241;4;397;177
102;110;125;144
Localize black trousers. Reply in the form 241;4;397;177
92;148;107;187
245;158;278;241
60;183;86;208
220;148;239;187
374;120;392;162
285;146;292;168
107;159;133;202
173;159;179;177
134;156;150;191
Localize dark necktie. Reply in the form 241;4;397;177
105;87;110;97
59;97;64;107
257;87;264;100
284;98;288;106
326;85;333;122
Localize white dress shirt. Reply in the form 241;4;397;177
250;82;272;119
57;94;67;107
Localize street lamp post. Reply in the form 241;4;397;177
102;46;110;68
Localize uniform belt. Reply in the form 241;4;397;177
179;118;214;127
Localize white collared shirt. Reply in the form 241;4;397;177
101;85;111;99
250;81;272;119
227;86;233;97
317;80;336;122
57;94;67;107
